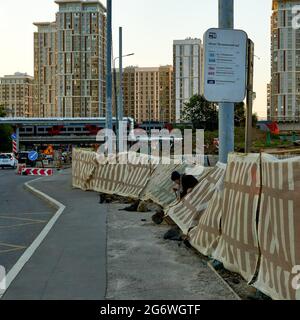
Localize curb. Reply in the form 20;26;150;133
207;261;242;301
0;178;66;299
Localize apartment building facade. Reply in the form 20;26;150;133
33;22;57;117
55;0;107;118
122;66;174;124
271;0;300;122
173;38;203;122
0;73;34;117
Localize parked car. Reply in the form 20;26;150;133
0;153;18;169
16;152;36;167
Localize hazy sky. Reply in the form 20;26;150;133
0;0;272;117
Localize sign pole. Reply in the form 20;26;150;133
218;0;234;164
245;39;254;153
16;127;20;154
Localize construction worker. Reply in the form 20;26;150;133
171;171;198;200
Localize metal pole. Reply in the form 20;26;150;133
245;39;254;153
106;0;113;152
218;0;234;164
118;27;124;122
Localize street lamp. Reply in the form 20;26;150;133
113;52;134;153
113;53;135;122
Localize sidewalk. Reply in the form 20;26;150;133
3;169;237;300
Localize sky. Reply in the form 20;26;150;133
0;0;272;118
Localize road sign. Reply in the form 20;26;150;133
22;168;53;176
11;133;17;141
28;151;38;162
204;28;248;103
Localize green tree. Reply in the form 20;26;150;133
182;95;218;131
0;105;13;152
252;113;258;128
234;102;246;127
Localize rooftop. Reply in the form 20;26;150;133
1;72;33;80
55;0;106;11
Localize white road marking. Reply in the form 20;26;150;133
0;178;66;299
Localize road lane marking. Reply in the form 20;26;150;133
0;243;27;254
0;177;66;299
0;216;46;223
0;221;46;229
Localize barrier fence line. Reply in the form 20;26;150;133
166;163;226;236
212;153;261;283
72;149;97;191
72;149;300;300
189;181;224;257
254;154;300;300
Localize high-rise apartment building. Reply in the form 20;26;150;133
122;66;174;124
33;22;57;117
271;0;300;122
0;73;34;117
55;0;107;118
173;38;203;122
267;83;271;120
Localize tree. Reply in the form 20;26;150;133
0;105;13;152
234;102;246;127
182;95;218;131
252;113;258;128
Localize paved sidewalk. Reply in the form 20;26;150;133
3;169;107;300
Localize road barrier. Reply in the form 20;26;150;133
254;154;300;300
189;183;224;257
72;149;97;190
16;164;26;175
212;153;261;283
72;149;300;300
22;168;53;176
166;163;226;235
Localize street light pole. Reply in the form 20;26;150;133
218;0;235;164
106;0;113;153
113;52;134;153
118;27;123;123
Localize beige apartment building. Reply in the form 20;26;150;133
0;73;34;117
122;66;174;124
33;22;57;117
55;0;107;118
33;0;107;118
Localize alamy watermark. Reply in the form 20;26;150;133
291;6;300;29
95;122;205;167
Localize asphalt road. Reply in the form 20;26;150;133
0;168;55;273
3;170;107;300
